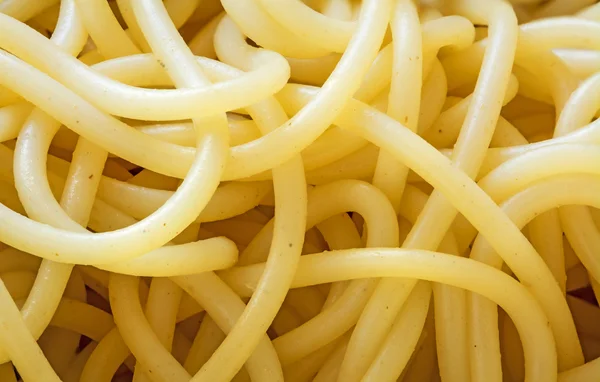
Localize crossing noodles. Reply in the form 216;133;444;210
1;0;600;381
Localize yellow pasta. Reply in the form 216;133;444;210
3;0;600;381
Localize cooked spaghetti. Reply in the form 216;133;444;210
0;0;599;381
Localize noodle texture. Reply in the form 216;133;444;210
2;0;600;381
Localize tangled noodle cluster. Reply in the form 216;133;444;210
1;0;600;381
